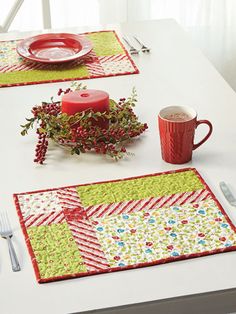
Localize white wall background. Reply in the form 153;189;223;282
1;0;236;90
1;0;236;31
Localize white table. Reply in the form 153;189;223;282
1;19;236;314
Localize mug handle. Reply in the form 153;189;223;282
193;120;213;150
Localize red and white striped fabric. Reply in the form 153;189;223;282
86;61;105;76
85;189;211;219
24;211;65;228
0;61;46;73
67;219;109;272
57;187;82;210
99;54;127;64
98;54;135;75
57;187;88;220
83;50;98;63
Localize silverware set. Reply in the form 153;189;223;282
0;211;20;272
123;35;150;55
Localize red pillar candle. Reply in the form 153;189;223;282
61;89;110;129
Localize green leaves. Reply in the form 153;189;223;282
109;99;117;109
20;86;148;164
72;81;87;91
127;87;137;106
20;117;36;136
71;147;80;155
20;129;28;136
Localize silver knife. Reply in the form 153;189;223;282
219;182;236;207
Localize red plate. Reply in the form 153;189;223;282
16;33;92;64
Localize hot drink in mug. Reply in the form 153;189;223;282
158;106;213;164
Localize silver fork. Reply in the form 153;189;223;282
133;36;150;53
122;37;139;55
0;212;21;272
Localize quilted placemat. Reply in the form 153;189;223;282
14;168;236;283
0;30;138;87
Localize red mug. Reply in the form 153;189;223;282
158;105;213;164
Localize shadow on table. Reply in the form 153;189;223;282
70;288;236;314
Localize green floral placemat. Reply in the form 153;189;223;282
14;168;236;283
0;30;139;87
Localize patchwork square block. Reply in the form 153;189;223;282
98;55;136;75
14;168;236;283
18;190;62;218
93;198;236;268
27;223;87;279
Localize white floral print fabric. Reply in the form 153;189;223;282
92;199;236;268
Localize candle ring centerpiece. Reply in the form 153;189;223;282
21;83;148;164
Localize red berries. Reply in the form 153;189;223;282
26;90;148;164
32;102;61;117
34;127;48;164
32;102;61;164
57;88;71;96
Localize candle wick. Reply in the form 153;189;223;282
80;93;90;97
